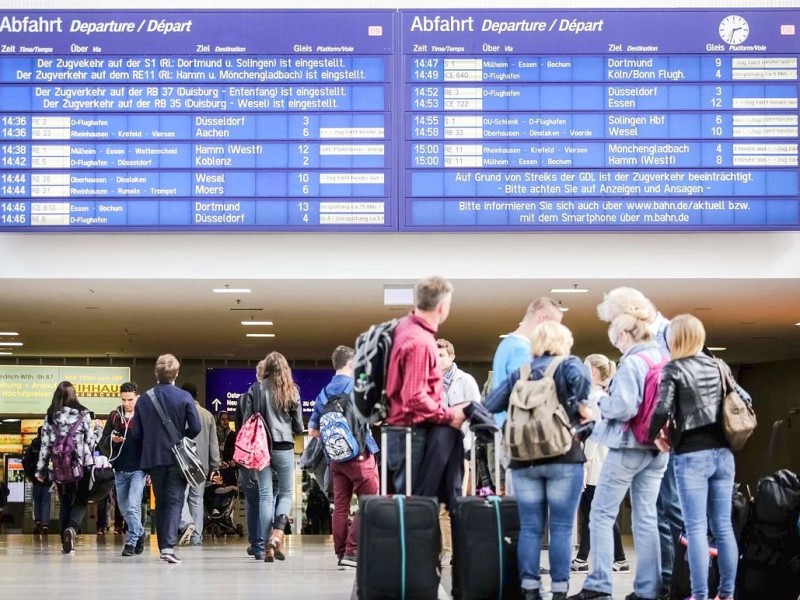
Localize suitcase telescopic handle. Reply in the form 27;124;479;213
380;426;413;496
469;424;502;497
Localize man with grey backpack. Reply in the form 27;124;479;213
130;354;201;564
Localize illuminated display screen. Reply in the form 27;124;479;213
0;9;797;231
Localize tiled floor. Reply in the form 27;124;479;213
0;533;638;599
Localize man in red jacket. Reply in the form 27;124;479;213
385;276;467;493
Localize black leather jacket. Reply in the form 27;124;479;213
649;354;724;440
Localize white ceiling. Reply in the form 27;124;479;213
0;277;798;365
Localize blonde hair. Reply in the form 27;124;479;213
584;354;616;384
530;321;574;357
668;314;706;360
597;287;656;323
256;359;266;381
155;354;180;383
608;313;653;346
261;351;299;414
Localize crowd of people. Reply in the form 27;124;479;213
22;276;751;600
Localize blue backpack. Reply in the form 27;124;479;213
319;392;361;463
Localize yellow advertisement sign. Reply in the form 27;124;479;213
0;366;130;416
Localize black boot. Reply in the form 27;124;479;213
522;590;542;600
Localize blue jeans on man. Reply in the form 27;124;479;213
386;427;428;494
657;455;684;590
583;448;668;599
115;470;146;547
513;462;584;594
673;448;738;600
180;480;205;544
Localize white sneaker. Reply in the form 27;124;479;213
160;552;182;564
178;524;195;546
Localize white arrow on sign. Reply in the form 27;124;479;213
212;398;221;410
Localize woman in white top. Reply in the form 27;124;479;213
571;354;629;573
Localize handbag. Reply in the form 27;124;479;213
147;389;206;487
716;359;756;451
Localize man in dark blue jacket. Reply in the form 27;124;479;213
131;354;201;564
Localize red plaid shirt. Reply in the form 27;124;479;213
385;312;453;426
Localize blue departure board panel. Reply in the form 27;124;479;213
400;10;800;230
0;11;395;230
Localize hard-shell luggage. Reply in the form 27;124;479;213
357;426;441;600
452;427;522;600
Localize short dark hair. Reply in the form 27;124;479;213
120;381;138;394
436;338;455;357
181;382;198;400
331;345;354;370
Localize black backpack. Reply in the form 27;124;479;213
22;436;43;483
352;319;398;424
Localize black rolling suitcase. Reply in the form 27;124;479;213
452;428;522;600
357;426;441;600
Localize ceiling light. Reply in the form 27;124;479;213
246;333;275;338
499;334;508;339
0;342;23;346
2;418;20;423
241;321;273;326
558;301;569;312
383;286;414;306
550;285;588;293
0;351;12;356
796;322;800;327
214;287;251;293
0;332;19;336
707;347;727;352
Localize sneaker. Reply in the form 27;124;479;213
254;552;266;561
567;591;613;600
121;544;135;557
522;590;542;600
160;552;182;564
613;560;631;573
624;594;658;600
338;554;358;568
246;546;255;556
178;524;195;546
33;521;42;535
135;536;145;555
571;558;589;573
61;527;76;554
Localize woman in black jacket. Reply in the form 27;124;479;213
648;314;740;600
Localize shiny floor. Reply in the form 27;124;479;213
0;533;637;599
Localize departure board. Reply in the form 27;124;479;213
0;11;395;230
1;9;798;232
401;10;799;230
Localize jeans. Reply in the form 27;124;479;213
386;427;428;494
115;470;146;547
584;448;668;599
331;452;379;558
239;465;273;554
577;485;626;562
673;448;738;600
58;477;91;534
180;480;205;544
657;455;684;588
271;448;296;520
32;482;52;524
513;462;584;593
150;464;188;552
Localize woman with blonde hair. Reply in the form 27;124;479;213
569;309;669;600
486;321;593;600
648;314;743;600
236;351;304;562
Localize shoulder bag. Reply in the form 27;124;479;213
716;359;757;451
147;388;206;487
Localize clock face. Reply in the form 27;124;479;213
719;15;750;45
